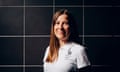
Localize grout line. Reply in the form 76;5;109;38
92;65;112;67
82;0;85;45
0;35;50;37
53;0;55;13
0;65;23;67
113;35;120;37
112;6;120;7
53;5;113;7
23;0;25;72
26;5;55;7
25;35;50;37
0;35;120;37
0;5;118;7
50;5;83;7
79;35;114;37
0;35;23;37
0;65;112;67
82;5;113;7
0;6;24;7
24;65;43;67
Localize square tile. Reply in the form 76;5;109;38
84;7;114;35
0;7;23;35
0;37;23;65
25;37;49;65
111;7;120;35
25;7;53;35
85;37;120;65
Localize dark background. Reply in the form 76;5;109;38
0;0;120;72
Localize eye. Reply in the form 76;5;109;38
55;21;59;25
63;22;69;25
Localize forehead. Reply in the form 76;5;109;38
57;14;68;21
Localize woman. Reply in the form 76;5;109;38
43;9;91;72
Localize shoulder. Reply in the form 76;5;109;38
71;42;86;54
71;42;85;50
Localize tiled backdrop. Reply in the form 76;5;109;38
0;0;120;72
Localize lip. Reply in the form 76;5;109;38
57;31;64;34
57;30;64;34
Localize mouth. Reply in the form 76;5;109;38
57;30;65;34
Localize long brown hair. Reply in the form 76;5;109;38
46;9;80;62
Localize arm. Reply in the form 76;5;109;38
76;46;91;72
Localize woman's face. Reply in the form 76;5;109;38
54;14;70;41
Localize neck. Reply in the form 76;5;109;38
59;40;67;47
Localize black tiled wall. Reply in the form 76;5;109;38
0;0;120;72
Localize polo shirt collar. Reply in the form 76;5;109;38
60;42;73;50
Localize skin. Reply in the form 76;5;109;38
54;14;70;47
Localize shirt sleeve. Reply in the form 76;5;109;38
76;47;91;69
43;46;50;63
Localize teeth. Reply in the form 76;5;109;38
57;30;63;33
57;31;64;34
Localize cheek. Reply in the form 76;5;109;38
53;25;57;31
64;26;70;33
54;26;58;36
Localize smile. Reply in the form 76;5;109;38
57;30;65;34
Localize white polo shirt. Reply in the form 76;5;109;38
43;42;90;72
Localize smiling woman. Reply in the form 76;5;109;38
43;9;91;72
54;13;70;43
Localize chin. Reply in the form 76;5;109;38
56;36;64;39
57;37;64;40
58;37;68;41
56;34;69;40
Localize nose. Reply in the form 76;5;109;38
58;23;63;29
